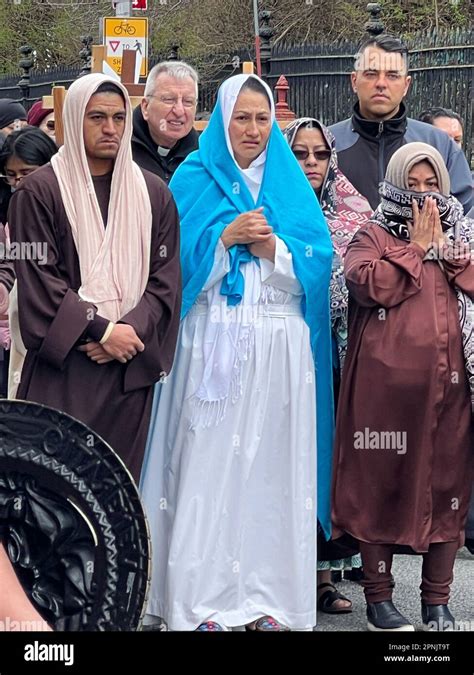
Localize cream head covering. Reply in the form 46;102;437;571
385;142;450;195
51;73;152;323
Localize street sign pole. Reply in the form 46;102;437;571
252;0;262;77
115;1;132;17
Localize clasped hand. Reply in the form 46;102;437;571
221;207;275;260
78;324;145;365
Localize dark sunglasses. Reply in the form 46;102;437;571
292;149;331;161
45;120;55;131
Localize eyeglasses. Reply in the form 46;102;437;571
0;169;37;185
292;149;331;161
148;95;197;109
45;120;55;131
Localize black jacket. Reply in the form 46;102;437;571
131;106;199;184
330;102;473;214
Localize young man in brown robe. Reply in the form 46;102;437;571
332;143;473;632
8;74;181;481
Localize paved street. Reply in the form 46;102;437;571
315;547;473;631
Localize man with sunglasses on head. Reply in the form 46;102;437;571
132;61;199;184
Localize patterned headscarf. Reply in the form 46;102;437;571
284;117;373;369
376;180;461;239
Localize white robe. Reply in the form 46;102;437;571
140;236;317;630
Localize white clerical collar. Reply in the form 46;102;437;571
157;146;171;157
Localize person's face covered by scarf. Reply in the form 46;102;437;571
405;159;444;250
227;85;271;169
378;142;455;252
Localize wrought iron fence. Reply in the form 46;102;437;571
0;27;471;163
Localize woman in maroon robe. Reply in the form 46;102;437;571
332;142;473;632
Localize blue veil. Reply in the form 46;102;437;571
164;74;334;537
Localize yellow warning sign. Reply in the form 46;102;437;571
103;17;148;78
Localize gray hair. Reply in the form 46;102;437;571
144;61;199;98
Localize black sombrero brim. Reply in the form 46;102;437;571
0;399;150;631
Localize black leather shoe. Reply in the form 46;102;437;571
367;601;414;632
421;603;455;631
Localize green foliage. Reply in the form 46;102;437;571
0;0;470;74
379;0;470;35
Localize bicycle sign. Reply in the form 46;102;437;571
103;17;148;77
114;24;136;36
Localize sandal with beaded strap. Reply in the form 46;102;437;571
195;621;224;631
245;615;290;631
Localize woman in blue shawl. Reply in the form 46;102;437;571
140;74;333;631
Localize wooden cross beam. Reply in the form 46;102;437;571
43;58;295;145
43;46;145;145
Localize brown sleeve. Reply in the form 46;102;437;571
9;187;105;370
439;243;474;299
121;189;182;392
344;226;425;308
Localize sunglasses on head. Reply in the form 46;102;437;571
292;149;331;161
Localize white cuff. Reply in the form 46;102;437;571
99;322;115;345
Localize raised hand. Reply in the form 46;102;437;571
407;197;437;253
431;201;445;249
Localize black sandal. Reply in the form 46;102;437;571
317;583;353;614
